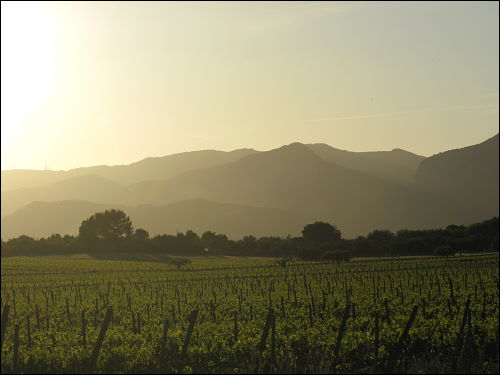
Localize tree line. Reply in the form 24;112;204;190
1;209;498;259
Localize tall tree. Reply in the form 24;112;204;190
79;209;133;244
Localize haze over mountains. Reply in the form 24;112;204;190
1;199;308;240
1;134;498;240
0;148;259;191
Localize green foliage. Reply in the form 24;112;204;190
0;254;498;373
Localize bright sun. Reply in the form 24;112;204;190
1;2;57;144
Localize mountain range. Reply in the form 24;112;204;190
1;134;498;239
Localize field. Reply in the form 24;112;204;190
1;254;499;374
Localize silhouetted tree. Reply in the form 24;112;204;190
201;231;217;241
3;215;498;259
243;235;256;243
2;235;37;256
367;230;394;241
79;209;133;245
185;230;199;241
302;222;341;242
133;228;149;241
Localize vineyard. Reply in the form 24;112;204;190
1;254;498;374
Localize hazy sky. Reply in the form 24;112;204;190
1;1;498;170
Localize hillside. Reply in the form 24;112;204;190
415;133;499;217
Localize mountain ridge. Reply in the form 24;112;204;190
1;136;497;239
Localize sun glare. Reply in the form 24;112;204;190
1;2;57;144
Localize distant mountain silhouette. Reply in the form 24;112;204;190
1;137;496;238
1;148;258;191
415;133;499;217
1;144;423;191
118;142;486;236
1;199;309;240
1;175;122;217
307;144;424;185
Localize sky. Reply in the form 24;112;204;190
1;1;498;171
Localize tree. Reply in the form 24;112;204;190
79;209;133;244
367;230;394;242
302;222;341;242
133;228;149;241
2;235;37;257
201;231;217;241
185;230;199;241
243;235;257;243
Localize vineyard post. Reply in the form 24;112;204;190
255;308;274;374
333;302;350;366
271;310;276;364
384;298;390;323
481;292;487;319
453;297;470;372
35;304;40;329
137;312;141;334
447;298;453;318
82;310;87;346
181;309;198;356
386;305;419;374
374;312;380;362
257;308;274;353
89;307;113;373
159;319;168;371
66;297;70;323
0;304;10;350
13;324;20;373
26;315;31;347
280;295;286;319
308;302;314;327
233;311;239;343
460;303;475;373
